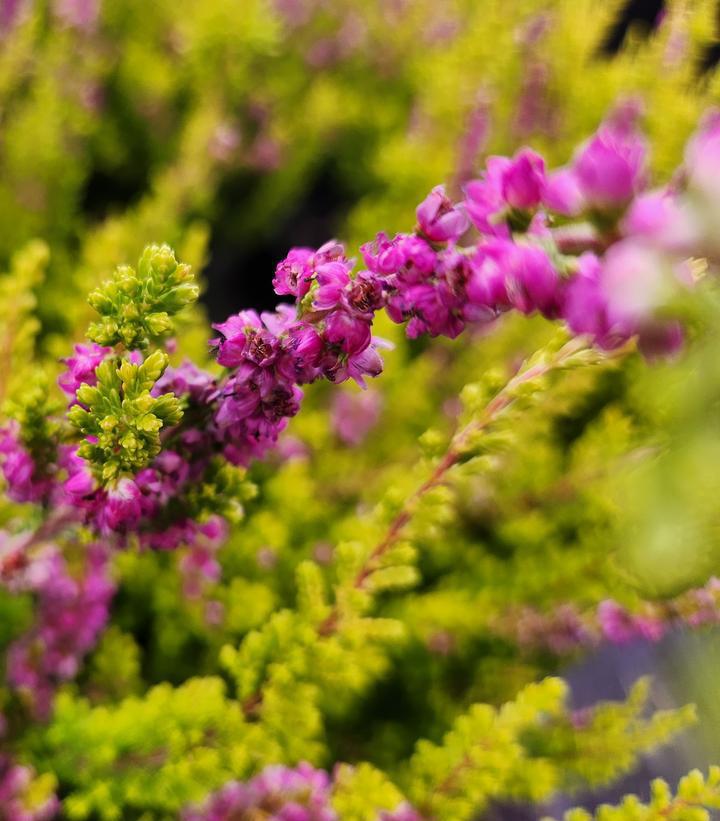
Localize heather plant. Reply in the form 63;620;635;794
2;92;720;818
1;0;719;342
3;1;720;820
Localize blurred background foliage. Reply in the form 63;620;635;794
2;0;719;336
2;0;720;817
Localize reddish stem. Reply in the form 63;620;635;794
243;337;594;717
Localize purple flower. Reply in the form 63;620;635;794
313;261;353;311
179;516;227;600
685;110;720;204
572;117;647;211
323;310;372;354
134;450;191;521
466;245;512;311
622;190;699;254
403;282;464;339
599;239;673;337
58;343;112;404
561;253;616;346
501;148;546;210
563;248;681;356
279;325;324;383
63;463;95;499
259;382;304;424
215;389;261;428
515;605;590;655
273;242;347;298
212;311;274;369
331;389;382;446
464;157;511;236
153;361;216;404
416;185;469;242
0;0;29;34
464;148;546;232
597;600;639;644
543;168;585;216
597;600;665;645
0;422;50;504
327;343;385;388
182;763;337;821
53;0;99;31
345;272;385;318
502;243;560;317
0;755;59;821
261;304;297;336
103;478;142;531
7;545;113;719
361;233;436;279
0;435;34;495
273;248;316;298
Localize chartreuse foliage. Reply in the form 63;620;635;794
67;244;199;482
550;767;720;820
86;244;199;350
406;678;694;819
0;0;718;347
32;675;693;820
0;241;49;407
2;1;720;820
69;351;183;481
39;678;249;818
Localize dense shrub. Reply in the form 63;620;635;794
2;1;720;819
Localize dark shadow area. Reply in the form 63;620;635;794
201;160;361;321
597;0;665;56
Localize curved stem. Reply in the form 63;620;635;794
243;337;601;717
318;335;592;637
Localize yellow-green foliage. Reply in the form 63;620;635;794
405;678;694;819
549;767;720;820
41;678;249;818
1;1;720;819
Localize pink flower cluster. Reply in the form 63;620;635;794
57;343;111;405
178;515;228;625
182;762;337;821
331;389;382;446
210;241;387;468
6;544;114;719
182;762;422;821
57;360;219;548
505;577;720;656
0;754;58;821
4;106;720;558
0;423;50;504
212;105;720;474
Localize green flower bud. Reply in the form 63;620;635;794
85;245;197;350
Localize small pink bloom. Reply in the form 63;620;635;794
104;478;142;531
416;185;469;242
573;117;647;210
273;247;316;298
58;343;112;404
598;600;638;644
331;390;382;446
504;243;560;317
544;168;585;216
501;148;546;210
323;311;371;354
622;190;699;254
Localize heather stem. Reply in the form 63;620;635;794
318;335;594;637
